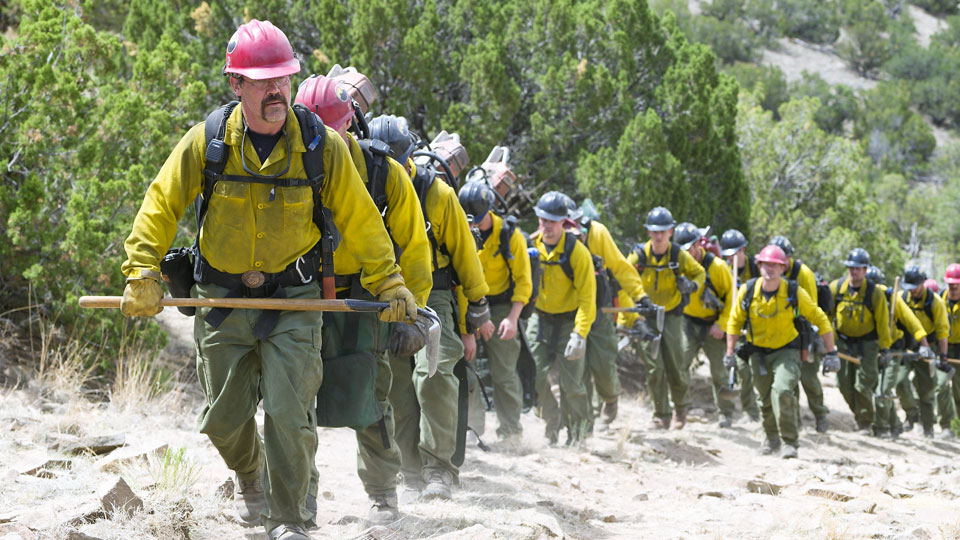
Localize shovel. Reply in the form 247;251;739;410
602;305;665;332
79;296;443;376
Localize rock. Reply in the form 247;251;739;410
330;515;362;526
842;499;877;514
698;491;731;499
345;524;389;539
18;458;72;477
911;526;932;539
321;491;335;500
432;524;497;540
516;508;564;538
58;434;126;456
806;488;854;502
65;504;106;526
66;531;104;540
99;477;143;517
747;480;782;495
97;444;167;473
602;515;617;523
633;493;649;501
0;511;15;524
0;523;35;539
215;478;234;499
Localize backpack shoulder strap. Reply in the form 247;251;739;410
788;260;801;281
748;256;759;278
787;279;799;311
924;289;934;320
669;243;681;278
702;252;716;292
356;138;391;215
742;277;759;313
499;215;517;261
197;101;240;233
834;276;847;311
559;233;577;282
632;242;648;270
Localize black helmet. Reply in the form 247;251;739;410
844;248;870;268
560;193;582;220
769;235;794;257
866;265;885;285
368;114;416;164
645;206;675;232
719;229;748;257
534;191;571;222
902;265;926;291
458;182;496;225
674;222;709;251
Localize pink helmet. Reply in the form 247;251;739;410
945;263;960;284
924;278;940;293
756;245;788;266
295;75;353;131
223;20;300;79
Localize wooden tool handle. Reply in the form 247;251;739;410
78;296;385;313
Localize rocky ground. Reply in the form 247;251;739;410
1;310;959;539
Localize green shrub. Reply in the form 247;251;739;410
789;72;857;134
724;63;790;118
777;0;842;43
913;0;958;16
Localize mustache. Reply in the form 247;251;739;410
262;93;286;106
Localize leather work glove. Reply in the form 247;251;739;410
466;298;491;329
120;277;163;317
822;350;841;374
677;276;698;295
377;278;418;324
723;353;737;370
938;353;951;373
638;295;656;311
878;349;892;370
919;345;935;360
389;315;431;357
564;332;587;362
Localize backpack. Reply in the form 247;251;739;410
198;101;336;296
496;215;538;319
356;138;392;216
815;272;834;314
411;164;453;279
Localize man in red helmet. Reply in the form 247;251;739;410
939;264;960;438
725;245;837;458
119;20;416;540
294;75;432;523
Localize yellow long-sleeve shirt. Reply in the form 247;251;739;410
727;278;832;350
332;133;432;306
583;220;644;300
829;278;892;349
684;253;734;330
533;230;597;338
943;292;960;344
878;285;926;343
628;242;705;312
413;162;488;303
785;259;818;303
122;105;400;295
477;213;533;304
904;288;950;340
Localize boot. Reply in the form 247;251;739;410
760;437;781;455
815;416;829;433
268;523;311;540
367;491;400;524
234;473;266;526
652;415;670;430
904;413;919;432
717;413;733;429
779;444;798;459
671;408;687;430
601;399;619;424
422;470;453;500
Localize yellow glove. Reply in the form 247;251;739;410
120;277;163;317
377;276;418;324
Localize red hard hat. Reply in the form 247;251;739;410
295;75;353;131
756;245;788;266
946;263;960;284
223;20;300;79
924;278;940;293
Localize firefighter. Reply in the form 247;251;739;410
900;265;952;438
457;182;532;444
725;245;837;458
119;20;417;540
294;75;432;523
769;235;830;433
527;191;597;445
718;229;761;422
675;223;737;427
566;197;646;428
828;248;891;435
629;207;706;429
941;263;960;438
370;116;490;501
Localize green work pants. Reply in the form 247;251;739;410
193;282;323;532
482;302;524;438
641;312;689;419
950;344;960;421
526;311;589;442
935;366;957;430
583;312;622;412
681;317;734;416
738;353;760;418
901;358;938;431
798;351;829;419
836;337;879;427
896;358;920;420
874;349;901;432
389;289;463;486
751;347;802;447
306;286;398;499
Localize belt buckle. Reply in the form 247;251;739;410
241;270;265;288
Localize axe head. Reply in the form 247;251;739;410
649;333;661;360
419;306;442;377
655;305;665;333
